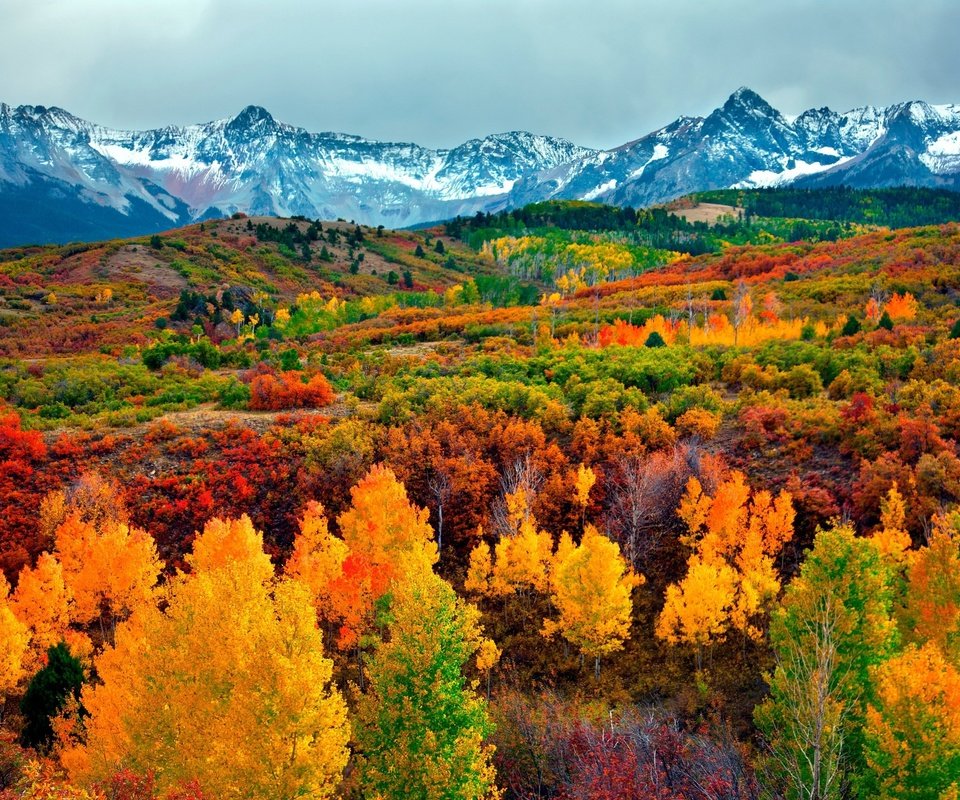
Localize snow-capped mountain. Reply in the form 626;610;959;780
0;103;594;246
2;88;960;246
509;88;960;209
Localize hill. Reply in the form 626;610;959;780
2;199;960;799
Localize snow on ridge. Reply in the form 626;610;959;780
733;156;854;188
582;179;617;201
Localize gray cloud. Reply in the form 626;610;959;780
1;0;957;149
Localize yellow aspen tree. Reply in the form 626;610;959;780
63;517;349;800
464;538;493;596
11;552;71;666
284;502;348;613
662;472;795;653
655;556;739;670
572;463;596;527
542;525;642;677
475;637;502;700
0;576;29;695
871;482;911;563
55;515;162;633
490;517;553;596
900;511;960;662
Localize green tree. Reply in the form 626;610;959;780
435;240;445;255
357;569;497;800
644;331;666;348
755;524;899;800
842;315;862;337
415;244;426;258
20;643;85;751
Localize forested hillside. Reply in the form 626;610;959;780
1;192;959;800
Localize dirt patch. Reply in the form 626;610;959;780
102;246;188;297
667;202;744;226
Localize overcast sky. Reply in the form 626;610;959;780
1;0;957;150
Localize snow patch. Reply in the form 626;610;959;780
582;179;617;201
733;156;853;188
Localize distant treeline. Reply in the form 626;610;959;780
446;199;850;256
695;186;960;229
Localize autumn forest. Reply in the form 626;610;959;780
0;190;959;800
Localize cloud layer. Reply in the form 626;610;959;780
1;0;957;149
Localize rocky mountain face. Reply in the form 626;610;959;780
2;88;959;246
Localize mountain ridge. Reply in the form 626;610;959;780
2;88;960;246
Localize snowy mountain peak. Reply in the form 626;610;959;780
227;105;277;130
724;87;776;114
2;89;960;246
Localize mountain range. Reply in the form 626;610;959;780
2;87;960;246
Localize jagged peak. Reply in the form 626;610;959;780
227;105;276;129
723;87;777;115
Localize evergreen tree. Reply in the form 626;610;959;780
842;315;862;336
877;311;894;331
20;643;84;751
415;244;425;258
435;239;445;255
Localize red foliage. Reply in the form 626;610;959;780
249;371;335;411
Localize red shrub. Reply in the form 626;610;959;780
249;371;335;411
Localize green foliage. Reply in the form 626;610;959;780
357;571;495;800
842;315;862;337
697;186;960;229
756;524;899;800
21;643;85;751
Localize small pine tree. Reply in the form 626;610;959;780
403;270;414;288
319;246;332;262
435;239;445;254
951;318;960;340
842;315;862;336
711;288;727;301
644;331;666;348
149;234;163;250
414;244;425;258
877;311;894;330
21;643;84;751
387;271;399;285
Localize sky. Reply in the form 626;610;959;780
1;0;958;150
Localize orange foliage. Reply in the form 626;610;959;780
249;371;335;411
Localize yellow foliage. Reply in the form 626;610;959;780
660;472;796;651
464;539;492;596
11;552;70;666
187;514;274;585
655;556;738;649
0;576;29;695
64;539;350;799
572;463;596;509
490;519;553;596
475;638;502;673
864;642;960;799
285;502;349;612
542;526;642;666
55;515;161;627
872;482;912;563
